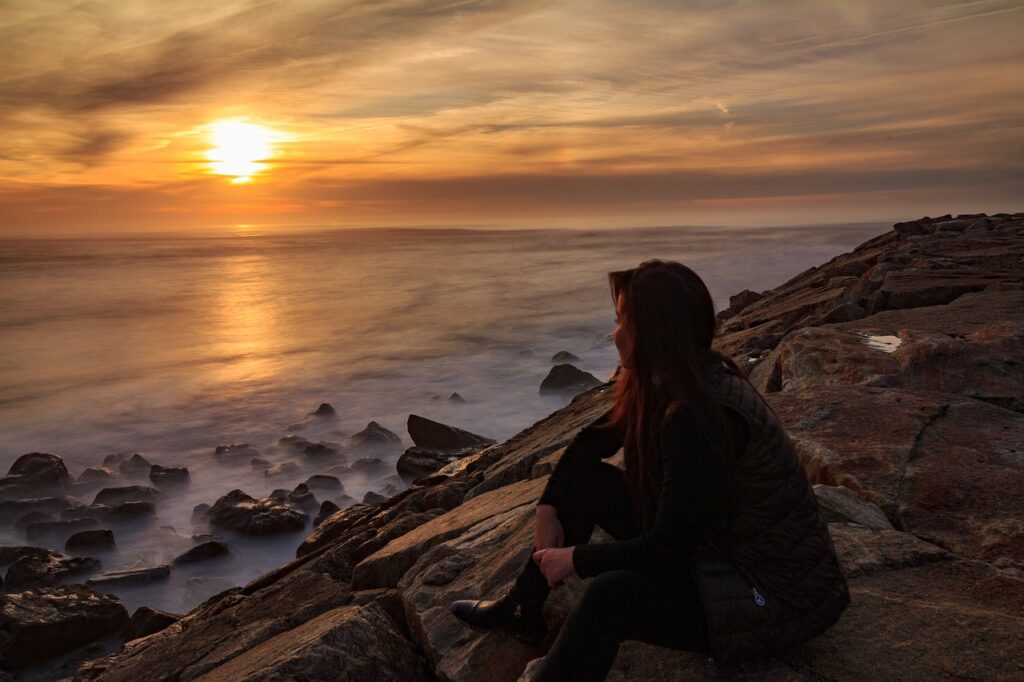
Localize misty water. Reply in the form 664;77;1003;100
0;222;887;614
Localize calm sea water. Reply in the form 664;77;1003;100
0;222;887;612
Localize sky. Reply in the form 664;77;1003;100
0;0;1022;236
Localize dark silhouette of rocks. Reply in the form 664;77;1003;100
278;435;313;452
250;457;271;471
213;443;261;462
302;441;343;461
448;392;466;403
288;484;320;513
208;490;307;535
0;496;82;520
551;350;580;362
173;540;229;564
314;500;340;528
309;402;339;419
65;529;116;554
13;511;54;530
86;565;170;588
407;414;495;451
101;453;131;467
0;452;72;491
362;491;387;505
105;500;156;521
349;457;388;475
78;466;117;483
304;474;343;493
539;363;602;394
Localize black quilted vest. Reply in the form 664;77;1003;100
692;361;850;662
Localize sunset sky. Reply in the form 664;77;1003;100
1;0;1022;236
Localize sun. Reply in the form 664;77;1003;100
205;119;279;183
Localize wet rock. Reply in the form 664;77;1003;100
349;457;388;475
4;549;101;590
208;490;308;535
25;517;100;542
93;485;160;507
149;465;189;487
0;496;82;520
288;484;320;513
78;466;117;483
278;435;313;452
0;452;72;491
344;421;402;453
551;350;580;362
173;540;229;564
123;606;180;643
314;501;341;528
65;529;116;554
62;504;108;521
265;461;303;478
86;564;170;588
302;441;344;461
407;414;495;451
104;500;157;522
250;457;271;471
0;585;128;668
101;453;131;467
117;454;152;479
308;402;339;419
362;491;388;505
304;474;343;493
213;443;261;462
539;364;602;394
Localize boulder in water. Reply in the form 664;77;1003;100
407;414;495;451
314;500;341;528
362;491;388;505
86;564;170;588
0;453;72;491
304;474;343;493
288;484;319;513
173;540;230;564
551;350;580;362
4;548;100;590
65;529;116;554
93;485;160;507
149;464;189;487
539;364;602;394
208;489;308;535
308;402;339;420
213;443;261;462
302;441;344;461
124;606;181;643
349;457;389;475
344;421;402;454
78;466;117;483
118;453;152;479
265;461;303;478
105;500;157;522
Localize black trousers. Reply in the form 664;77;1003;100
512;460;710;681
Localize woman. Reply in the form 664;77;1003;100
451;259;850;680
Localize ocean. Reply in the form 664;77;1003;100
0;222;888;613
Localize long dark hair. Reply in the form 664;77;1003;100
597;259;748;529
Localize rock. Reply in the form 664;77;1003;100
25;517;100;542
397;446;479;480
0;496;82;520
0;546;52;567
314;501;341;528
449;392;466;403
813;485;894;530
104;501;157;522
14;511;55;530
86;564;170;588
0;452;72;491
304;474;344;493
250;457;271;471
208;490;308;535
729;288;765;312
78;466;117;483
308;402;339;419
184;576;238;603
407;414;495;451
117;454;152;479
101;453;131;467
539;364;602;394
192;503;211;523
149;465;189;487
0;585;128;668
551;350;580;362
176;601;430;681
93;485;160;507
344;422;402;453
123;606;180;643
302;441;344;461
62;504;108;521
278;435;313;452
362;491;387;505
173;541;230;564
213;443;261;462
65;529;116;554
349;457;388;474
265;461;303;478
4;549;101;590
288;484;320;513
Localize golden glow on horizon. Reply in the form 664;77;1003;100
205;120;280;183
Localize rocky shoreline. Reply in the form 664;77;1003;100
2;212;1023;680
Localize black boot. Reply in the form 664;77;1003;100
450;588;548;644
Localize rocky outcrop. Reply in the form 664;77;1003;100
0;453;72;492
68;213;1024;681
4;549;101;590
207;490;308;535
538;364;601;394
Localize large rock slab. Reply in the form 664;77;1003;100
73;567;352;681
189;601;430;681
0;585;128;669
352;476;548;590
0;453;72;491
407;414;495;451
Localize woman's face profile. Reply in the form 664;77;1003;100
613;292;633;369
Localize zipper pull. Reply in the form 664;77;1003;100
751;587;766;607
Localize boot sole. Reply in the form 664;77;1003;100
458;619;546;645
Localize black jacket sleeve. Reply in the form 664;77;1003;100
537;408;623;511
572;407;747;578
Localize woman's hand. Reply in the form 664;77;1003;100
534;504;564;551
532;546;576;589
